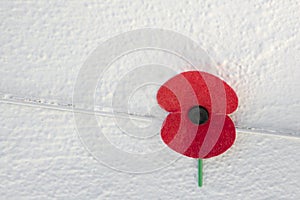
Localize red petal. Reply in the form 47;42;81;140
161;113;236;159
157;71;238;114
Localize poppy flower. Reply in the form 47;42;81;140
156;71;238;159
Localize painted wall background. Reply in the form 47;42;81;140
0;0;299;199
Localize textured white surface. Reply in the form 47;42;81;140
0;0;299;199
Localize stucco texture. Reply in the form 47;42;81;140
0;0;299;199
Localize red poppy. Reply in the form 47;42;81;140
156;71;238;159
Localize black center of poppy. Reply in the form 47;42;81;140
188;105;209;125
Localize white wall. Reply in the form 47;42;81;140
0;1;299;199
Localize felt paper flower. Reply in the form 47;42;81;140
157;71;238;159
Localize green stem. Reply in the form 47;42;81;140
198;159;203;187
